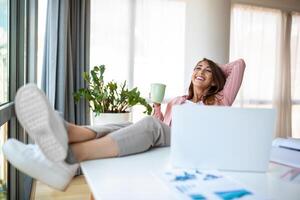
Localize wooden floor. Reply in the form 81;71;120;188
32;175;91;200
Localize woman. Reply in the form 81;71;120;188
3;58;245;190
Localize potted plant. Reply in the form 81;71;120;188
74;65;152;125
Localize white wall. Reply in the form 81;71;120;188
183;0;231;90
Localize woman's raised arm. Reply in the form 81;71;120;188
219;59;246;106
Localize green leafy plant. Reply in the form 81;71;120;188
74;65;152;116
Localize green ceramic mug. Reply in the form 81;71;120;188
150;83;166;104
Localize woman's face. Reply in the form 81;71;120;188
191;60;214;90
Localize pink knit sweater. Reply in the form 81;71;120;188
153;59;246;126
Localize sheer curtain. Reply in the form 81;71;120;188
133;0;185;120
134;0;185;99
291;13;300;138
90;0;131;84
90;0;186;121
273;12;292;138
230;4;281;108
230;4;299;138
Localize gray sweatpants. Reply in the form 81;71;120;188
85;116;171;156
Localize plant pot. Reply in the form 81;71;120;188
92;112;131;125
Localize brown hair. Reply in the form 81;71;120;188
187;58;226;105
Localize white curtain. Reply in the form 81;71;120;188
273;12;292;138
291;13;300;138
230;4;299;138
90;0;131;84
134;0;185;100
90;0;186;121
230;4;281;108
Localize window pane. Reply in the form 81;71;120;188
292;105;300;138
0;123;8;199
37;0;48;87
0;0;9;105
291;13;300;100
230;5;280;107
90;0;131;83
90;0;186;121
134;0;186;99
291;13;300;138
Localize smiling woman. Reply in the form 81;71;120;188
1;58;246;192
187;58;226;105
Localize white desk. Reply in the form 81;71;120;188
81;147;300;200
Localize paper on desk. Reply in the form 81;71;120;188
156;169;266;200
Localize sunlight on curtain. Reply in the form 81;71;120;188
231;5;300;138
230;4;281;108
291;13;300;138
90;0;131;83
133;0;185;121
90;0;186;121
134;0;185;99
90;0;185;97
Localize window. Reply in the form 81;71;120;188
0;0;9;105
133;1;185;100
230;4;300;138
90;0;186;121
291;13;300;138
0;0;38;198
37;0;48;87
0;123;8;199
230;4;281;108
0;0;9;198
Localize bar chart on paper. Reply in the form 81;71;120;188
157;169;266;200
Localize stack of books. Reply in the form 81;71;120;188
270;138;300;168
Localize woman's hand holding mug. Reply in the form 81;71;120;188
150;83;166;106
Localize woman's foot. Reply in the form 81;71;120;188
15;84;68;162
2;139;78;191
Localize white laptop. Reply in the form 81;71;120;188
170;104;276;172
